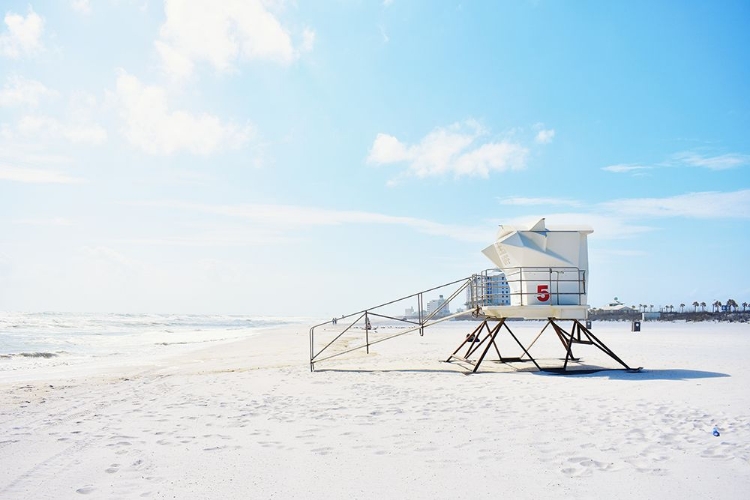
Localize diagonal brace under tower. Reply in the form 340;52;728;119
447;318;639;374
446;319;541;373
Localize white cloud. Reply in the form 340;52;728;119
602;164;652;174
71;0;91;15
13;217;72;226
0;145;72;167
1;87;106;145
17;114;107;144
0;7;44;58
494;190;750;239
154;40;194;80
199;258;244;284
301;28;315;53
0;75;57;107
114;70;252;155
367;121;528;179
535;128;555;144
0;165;85;184
130;189;750;250
368;133;409;163
0;252;10;280
674;151;750;170
379;25;389;43
500;213;655;240
156;0;310;79
81;246;141;275
121;227;293;247
604;151;749;174
132;200;493;243
601;189;750;219
498;196;581;207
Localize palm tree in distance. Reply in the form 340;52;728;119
692;301;699;312
700;301;707;312
726;299;738;312
743;302;748;312
713;300;722;313
649;304;654;312
680;303;685;313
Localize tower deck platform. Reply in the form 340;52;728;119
482;305;588;320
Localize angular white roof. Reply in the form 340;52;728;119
483;218;592;270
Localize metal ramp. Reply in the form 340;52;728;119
309;274;489;371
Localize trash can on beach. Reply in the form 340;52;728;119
631;320;641;332
585;320;592;329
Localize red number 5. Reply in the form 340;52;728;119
537;284;550;302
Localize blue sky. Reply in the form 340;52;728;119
1;0;748;316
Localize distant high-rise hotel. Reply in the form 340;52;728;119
466;271;511;308
426;294;451;318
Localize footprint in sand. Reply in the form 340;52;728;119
105;463;120;473
624;457;669;476
76;486;95;494
700;445;729;460
414;446;437;453
107;441;132;448
204;445;227;451
561;456;622;476
258;440;282;448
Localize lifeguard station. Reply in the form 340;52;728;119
309;218;638;374
446;218;637;373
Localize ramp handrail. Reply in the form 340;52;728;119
310;274;487;371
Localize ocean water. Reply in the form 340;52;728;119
0;312;299;370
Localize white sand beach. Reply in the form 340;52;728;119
2;320;750;499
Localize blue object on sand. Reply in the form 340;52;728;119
712;427;720;437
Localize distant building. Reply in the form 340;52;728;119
426;295;450;318
466;271;511;308
599;298;635;313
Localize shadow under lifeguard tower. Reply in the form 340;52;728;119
309;218;639;374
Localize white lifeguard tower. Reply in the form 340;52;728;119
447;218;637;373
309;218;638;374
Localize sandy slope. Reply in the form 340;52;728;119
1;320;749;499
